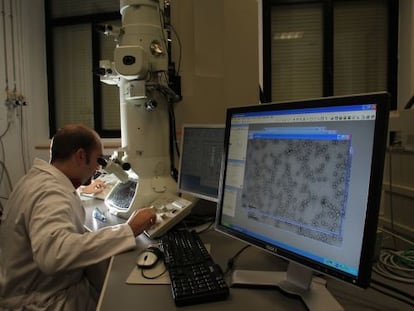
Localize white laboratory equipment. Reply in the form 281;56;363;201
98;0;192;238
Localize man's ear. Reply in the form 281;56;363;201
74;148;86;164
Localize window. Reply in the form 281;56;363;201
45;0;121;137
262;0;398;109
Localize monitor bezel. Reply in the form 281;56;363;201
215;92;390;288
177;123;225;203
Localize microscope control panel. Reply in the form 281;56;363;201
145;195;193;239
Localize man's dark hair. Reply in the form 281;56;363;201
50;124;100;163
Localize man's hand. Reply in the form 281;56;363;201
127;208;157;237
81;179;106;194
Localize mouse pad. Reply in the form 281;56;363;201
126;244;211;285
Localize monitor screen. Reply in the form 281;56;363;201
178;124;225;202
215;93;389;309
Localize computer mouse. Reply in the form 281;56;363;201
136;247;163;269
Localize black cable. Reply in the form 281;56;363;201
370;283;414;308
371;278;414;303
0;200;3;225
167;101;178;181
140;266;167;280
169;101;180;158
156;0;168;55
388;147;396;247
403;95;414;110
224;245;251;275
193;219;215;234
163;1;182;78
169;23;182;74
157;1;180;181
184;214;214;225
199;221;215;233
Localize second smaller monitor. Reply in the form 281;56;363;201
178;124;225;202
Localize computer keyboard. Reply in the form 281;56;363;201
160;230;230;306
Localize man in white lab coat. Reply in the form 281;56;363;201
0;124;156;310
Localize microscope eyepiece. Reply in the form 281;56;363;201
97;157;108;167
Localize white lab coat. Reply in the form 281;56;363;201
0;158;137;310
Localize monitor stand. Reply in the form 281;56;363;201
230;262;344;311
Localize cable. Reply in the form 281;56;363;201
373;249;414;284
162;0;182;76
378;227;414;247
370;284;414;308
168;100;180;157
197;221;215;233
1;0;9;91
0;160;13;192
156;0;168;63
370;283;414;308
0;127;9;194
191;217;215;234
376;147;414;285
387;147;396;247
169;23;182;74
0;121;10;139
0;200;3;225
140;266;167;280
167;100;178;181
224;245;251;275
154;1;181;181
403;95;414;110
371;278;414;303
8;0;17;93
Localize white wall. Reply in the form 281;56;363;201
172;0;259;127
0;0;49;198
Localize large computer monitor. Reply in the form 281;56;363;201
215;92;390;310
178;124;225;202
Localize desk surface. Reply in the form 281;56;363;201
82;198;414;311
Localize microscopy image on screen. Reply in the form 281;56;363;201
241;136;352;246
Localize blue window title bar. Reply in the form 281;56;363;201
233;104;376;118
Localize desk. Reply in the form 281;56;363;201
82;197;125;231
82;198;414;311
